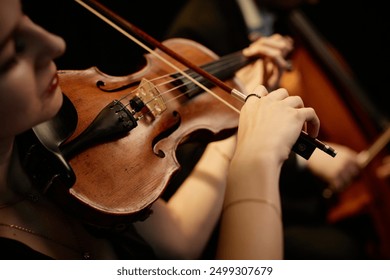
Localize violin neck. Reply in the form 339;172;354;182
171;51;255;98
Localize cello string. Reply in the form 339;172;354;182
75;0;241;114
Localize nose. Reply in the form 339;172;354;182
25;16;66;67
41;31;66;61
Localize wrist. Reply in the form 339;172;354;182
225;152;282;204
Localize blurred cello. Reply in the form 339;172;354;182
282;9;390;258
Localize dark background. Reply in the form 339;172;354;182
22;0;186;75
22;0;389;120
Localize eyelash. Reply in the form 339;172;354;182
0;57;18;74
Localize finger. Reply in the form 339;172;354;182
243;43;292;74
261;37;294;56
263;34;293;51
281;95;305;109
265;87;289;100
244;85;268;102
260;47;291;68
252;84;269;97
298;107;320;138
257;34;293;49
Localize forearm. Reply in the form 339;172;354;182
167;142;230;256
135;139;232;259
216;153;283;260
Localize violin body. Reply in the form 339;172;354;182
27;38;244;227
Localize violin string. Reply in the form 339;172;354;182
75;0;240;114
116;54;247;118
113;67;199;111
119;54;245;114
137;52;248;103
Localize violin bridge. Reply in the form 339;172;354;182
135;78;166;118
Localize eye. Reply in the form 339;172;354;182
14;35;25;54
0;36;25;74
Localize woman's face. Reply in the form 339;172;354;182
0;0;66;140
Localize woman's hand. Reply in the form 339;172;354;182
238;34;294;91
218;85;318;260
377;155;390;179
306;142;360;191
234;85;319;165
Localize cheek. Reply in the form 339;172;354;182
0;55;64;138
0;76;62;138
0;80;38;137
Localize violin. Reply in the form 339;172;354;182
16;0;335;229
18;38;245;228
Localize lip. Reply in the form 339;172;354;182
45;72;59;95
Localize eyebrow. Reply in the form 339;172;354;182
0;2;22;55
